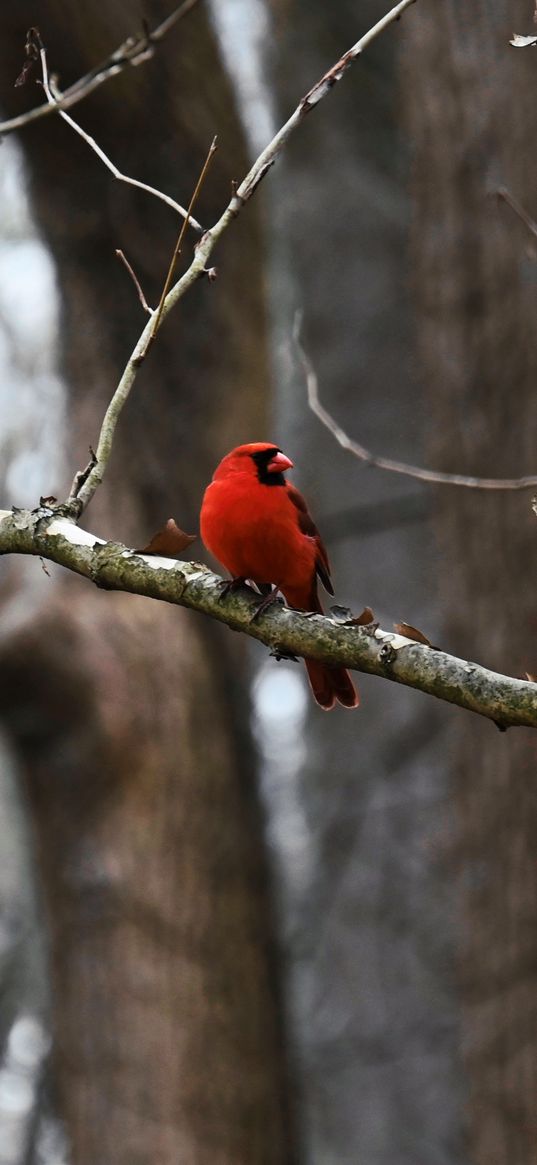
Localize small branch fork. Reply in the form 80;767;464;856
115;251;154;315
63;0;418;515
1;508;536;729
292;315;537;492
26;27;203;232
1;0;201;136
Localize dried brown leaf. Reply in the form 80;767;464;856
345;606;375;626
15;27;41;86
394;621;433;647
14;59;36;86
139;518;196;557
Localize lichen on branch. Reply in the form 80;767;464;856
1;507;536;730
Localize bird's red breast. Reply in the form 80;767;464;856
200;442;359;710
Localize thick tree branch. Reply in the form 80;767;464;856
1;507;536;730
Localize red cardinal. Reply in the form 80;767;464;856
200;442;359;710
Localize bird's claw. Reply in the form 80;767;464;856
270;647;299;663
218;577;247;601
250;588;284;623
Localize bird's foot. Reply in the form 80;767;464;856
250;587;284;623
270;646;299;662
218;576;248;601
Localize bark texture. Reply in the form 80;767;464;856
402;3;537;1162
0;3;293;1163
269;3;464;1163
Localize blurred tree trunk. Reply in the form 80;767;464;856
403;3;537;1163
268;3;463;1164
0;3;294;1163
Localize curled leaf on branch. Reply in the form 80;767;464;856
393;622;435;648
346;607;375;627
139;520;197;557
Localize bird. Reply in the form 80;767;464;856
200;442;359;710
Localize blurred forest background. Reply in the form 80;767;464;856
0;1;536;1163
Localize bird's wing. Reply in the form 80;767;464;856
286;484;334;596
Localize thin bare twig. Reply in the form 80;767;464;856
292;313;537;492
497;186;537;243
145;136;218;352
231;0;418;208
66;0;418;513
69;139;218;510
115;250;154;315
150;0;201;41
0;0;201;137
68;446;97;501
32;29;203;232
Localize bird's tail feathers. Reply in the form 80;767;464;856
283;585;359;710
305;659;359;711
